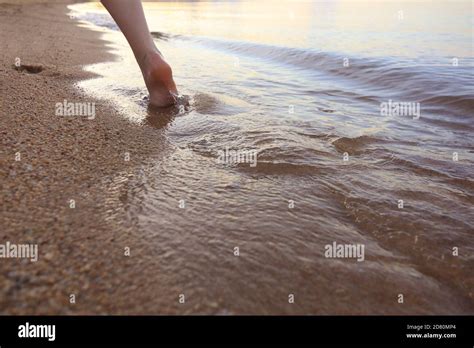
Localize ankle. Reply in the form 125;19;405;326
138;49;160;70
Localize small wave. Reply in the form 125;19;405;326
332;136;384;155
420;94;474;113
151;32;172;41
380;154;472;183
237;161;328;176
166;33;473;113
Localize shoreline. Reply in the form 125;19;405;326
0;0;176;314
1;1;473;316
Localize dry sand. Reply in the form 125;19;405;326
0;0;178;314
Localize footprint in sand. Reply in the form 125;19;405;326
14;63;44;74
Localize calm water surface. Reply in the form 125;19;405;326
70;0;473;314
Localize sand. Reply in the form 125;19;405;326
0;1;177;314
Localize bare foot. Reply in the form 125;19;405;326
140;51;178;107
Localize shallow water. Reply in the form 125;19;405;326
70;1;473;314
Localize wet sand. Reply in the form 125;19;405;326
0;0;180;314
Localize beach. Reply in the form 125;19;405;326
0;0;179;314
1;0;473;315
